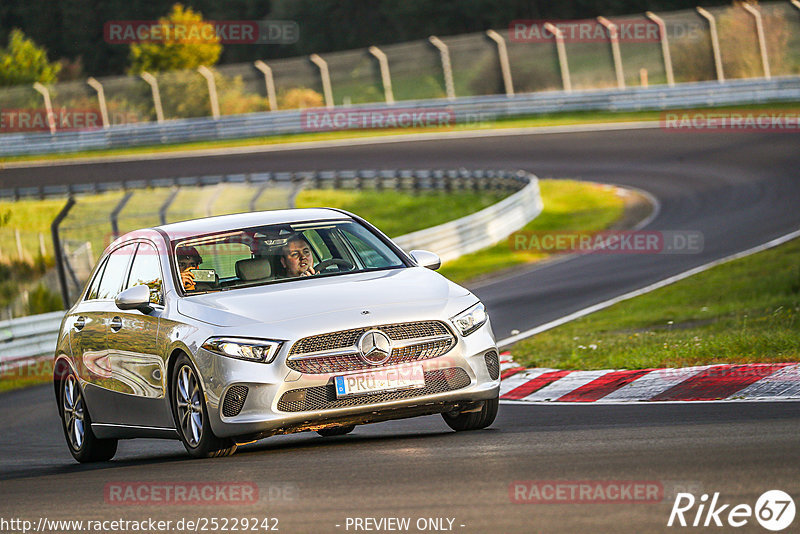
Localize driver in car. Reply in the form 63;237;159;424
281;235;316;278
177;246;203;290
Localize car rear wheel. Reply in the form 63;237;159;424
316;425;355;437
442;395;499;431
171;354;237;458
59;373;118;463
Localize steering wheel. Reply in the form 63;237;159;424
315;259;354;273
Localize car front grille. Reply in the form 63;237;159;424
484;351;500;380
276;367;471;413
221;385;249;417
286;321;455;374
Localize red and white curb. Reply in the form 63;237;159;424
498;353;800;403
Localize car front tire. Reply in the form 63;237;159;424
59;372;118;463
171;354;237;458
442;395;499;431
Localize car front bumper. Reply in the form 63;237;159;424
192;322;500;439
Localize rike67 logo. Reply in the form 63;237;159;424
668;490;795;531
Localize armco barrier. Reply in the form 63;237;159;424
0;311;64;368
1;168;526;201
0;169;541;366
1;76;799;157
394;172;542;263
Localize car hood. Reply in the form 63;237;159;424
176;267;475;331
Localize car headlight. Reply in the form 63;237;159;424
201;337;282;363
451;302;488;337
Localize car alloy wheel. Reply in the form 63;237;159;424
171;354;237;458
175;364;204;447
62;374;86;450
59;371;118;463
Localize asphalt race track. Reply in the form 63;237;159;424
2;127;799;532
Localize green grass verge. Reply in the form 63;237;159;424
510;237;800;370
1;188;510;262
0;365;52;394
295;189;507;238
438;181;627;285
3;101;798;165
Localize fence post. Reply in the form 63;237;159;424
309;54;334;109
429;36;456;100
254;60;278;111
32;82;56;134
51;196;76;309
645;12;675;86
598;17;625;89
368;46;395;105
197;66;221;119
742;3;771;79
110;191;134;240
544;23;572;92
159;186;179;225
15;229;24;261
696;7;725;83
87;77;110;129
39;232;47;258
140;72;165;123
485;30;514;96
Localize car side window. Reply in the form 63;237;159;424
96;243;136;300
340;228;395;268
85;258;108;301
126;243;164;305
303;230;331;262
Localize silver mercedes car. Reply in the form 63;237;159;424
53;208;500;462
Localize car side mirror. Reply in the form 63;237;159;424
410;250;441;271
115;285;153;313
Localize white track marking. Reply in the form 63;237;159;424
518;370;613;401
598;366;712;402
728;364;800;400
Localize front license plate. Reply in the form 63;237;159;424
334;365;425;398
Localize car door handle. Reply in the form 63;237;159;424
74;316;86;331
110;316;123;332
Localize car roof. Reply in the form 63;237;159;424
154;208;351;241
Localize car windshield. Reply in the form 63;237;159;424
172;219;406;293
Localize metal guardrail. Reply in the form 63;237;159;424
1;168;527;201
395;172;542;263
1;76;798;157
0;311;64;367
0;169;541;367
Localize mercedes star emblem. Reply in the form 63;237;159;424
357;330;392;365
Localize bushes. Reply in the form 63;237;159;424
26;283;62;315
279;87;325;109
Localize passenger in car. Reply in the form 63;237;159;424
176;246;203;290
280;235;316;278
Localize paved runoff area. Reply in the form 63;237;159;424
499;353;800;403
